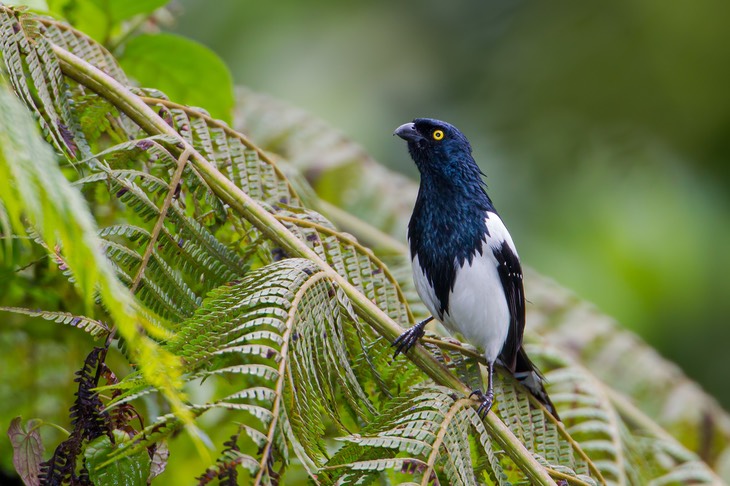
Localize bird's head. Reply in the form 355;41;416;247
394;118;479;184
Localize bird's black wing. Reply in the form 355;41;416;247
493;239;525;373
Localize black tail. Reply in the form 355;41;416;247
514;347;560;421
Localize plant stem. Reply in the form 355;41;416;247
315;198;408;255
52;44;558;486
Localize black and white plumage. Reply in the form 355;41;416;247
392;118;558;419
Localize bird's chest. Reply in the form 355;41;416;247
410;236;510;361
408;201;490;317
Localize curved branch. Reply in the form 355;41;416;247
51;43;557;486
139;96;301;203
275;213;415;325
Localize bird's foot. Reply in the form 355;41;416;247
469;389;495;419
392;322;427;358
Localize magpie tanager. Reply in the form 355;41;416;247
392;118;558;419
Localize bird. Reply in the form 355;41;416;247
392;118;558;419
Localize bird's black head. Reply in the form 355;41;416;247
394;118;480;185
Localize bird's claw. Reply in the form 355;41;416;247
392;324;426;358
469;389;494;419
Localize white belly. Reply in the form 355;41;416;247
412;245;509;363
443;246;510;364
411;214;514;364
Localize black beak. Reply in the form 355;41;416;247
394;122;424;142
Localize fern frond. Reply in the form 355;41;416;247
322;385;536;485
494;350;612;482
41;18;128;85
99;224;239;295
143;97;302;207
79;143;248;275
0;306;109;337
276;207;414;325
534;345;722;484
0;9;88;158
75;144;249;316
103;239;199;320
636;437;718;485
525;270;730;473
5;8;726;483
105;259;376;482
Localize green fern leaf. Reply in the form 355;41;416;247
0;306;109;337
0;10;89;158
41;18;128;85
148;98;302;207
5;8;728;483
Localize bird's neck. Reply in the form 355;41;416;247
411;147;491;203
414;171;494;217
409;173;495;261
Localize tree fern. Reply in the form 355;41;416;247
235;86;418;243
236;83;730;484
1;5;728;485
524;271;730;474
102;258;376;483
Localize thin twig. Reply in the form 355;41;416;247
421;398;472;486
315;198;408;255
131;146;192;292
104;146;192;348
138;96;300;201
253;269;327;485
275;213;415;325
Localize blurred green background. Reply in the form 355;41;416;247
171;0;730;407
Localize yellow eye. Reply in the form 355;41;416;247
432;129;444;141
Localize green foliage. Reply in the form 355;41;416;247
0;30;188;429
119;33;235;124
179;0;730;411
0;3;728;485
28;0;170;43
235;87;730;482
0;307;109;337
85;430;151;486
97;0;169;25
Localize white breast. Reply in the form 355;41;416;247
411;213;515;364
412;254;440;320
